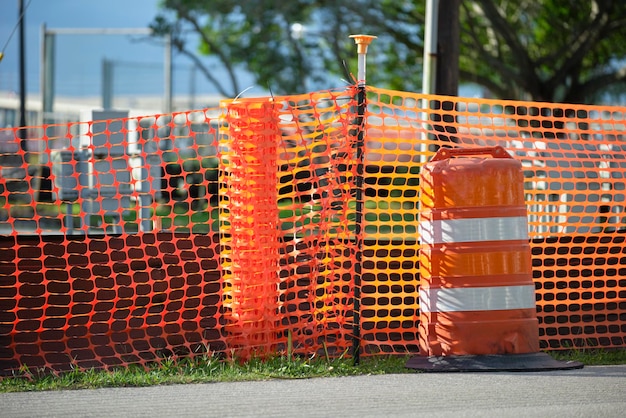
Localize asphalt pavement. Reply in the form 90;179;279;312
1;365;625;417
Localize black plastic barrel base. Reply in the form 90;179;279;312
405;352;584;373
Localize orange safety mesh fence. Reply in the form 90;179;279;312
1;85;626;374
0;110;226;373
270;90;361;359
362;87;626;354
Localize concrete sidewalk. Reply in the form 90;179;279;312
2;365;625;417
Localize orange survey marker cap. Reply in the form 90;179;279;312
349;34;377;54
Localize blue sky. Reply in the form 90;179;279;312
0;0;257;98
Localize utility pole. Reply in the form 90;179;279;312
421;0;461;160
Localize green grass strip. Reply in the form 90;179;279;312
1;349;624;393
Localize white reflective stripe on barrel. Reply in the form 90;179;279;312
419;216;529;245
419;285;536;313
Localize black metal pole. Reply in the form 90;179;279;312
18;0;27;152
353;84;366;365
349;34;375;366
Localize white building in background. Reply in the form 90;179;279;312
0;91;224;129
0;90;224;235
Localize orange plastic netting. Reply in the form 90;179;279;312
1;85;625;374
363;87;626;353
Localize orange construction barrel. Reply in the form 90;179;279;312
406;146;583;372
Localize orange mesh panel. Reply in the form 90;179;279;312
362;87;626;354
1;114;225;374
360;90;423;354
273;88;360;357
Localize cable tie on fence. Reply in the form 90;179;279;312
233;86;255;101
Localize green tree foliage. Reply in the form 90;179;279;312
462;0;626;103
151;0;423;96
152;0;626;103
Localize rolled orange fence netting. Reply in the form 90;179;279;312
219;98;281;361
